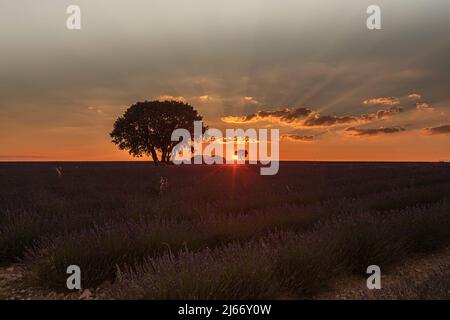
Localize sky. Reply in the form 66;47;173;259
1;0;450;161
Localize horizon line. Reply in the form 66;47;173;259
0;160;448;164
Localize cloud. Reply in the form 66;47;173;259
303;114;358;127
281;134;314;142
222;104;404;128
363;97;400;106
157;95;186;103
243;96;259;104
361;106;404;121
87;106;104;114
415;102;434;111
408;93;422;100
345;126;406;136
422;124;450;135
221;107;312;124
215;136;259;144
220;116;251;124
199;95;209;101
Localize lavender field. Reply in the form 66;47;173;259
0;162;449;299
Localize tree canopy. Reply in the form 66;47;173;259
110;100;203;164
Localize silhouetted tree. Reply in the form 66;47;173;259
110;100;204;164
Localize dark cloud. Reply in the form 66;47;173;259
303;114;358;127
222;107;312;124
223;107;357;127
256;109;290;119
223;104;404;128
422;125;450;135
281;134;314;142
222;106;357;127
346;126;406;136
361;106;404;121
282;108;314;122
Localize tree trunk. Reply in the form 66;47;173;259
149;147;159;165
161;148;167;164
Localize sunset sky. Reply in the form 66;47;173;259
1;0;450;161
